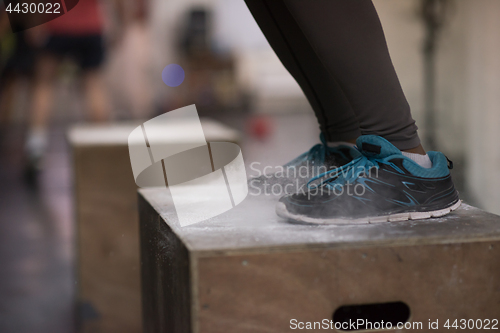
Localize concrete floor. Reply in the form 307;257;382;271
0;125;75;333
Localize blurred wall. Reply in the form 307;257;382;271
424;0;500;214
149;0;216;110
434;0;468;157
462;0;500;214
213;0;309;114
374;0;426;143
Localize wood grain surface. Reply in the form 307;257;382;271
139;189;500;333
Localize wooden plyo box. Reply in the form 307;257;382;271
68;120;239;333
139;189;500;333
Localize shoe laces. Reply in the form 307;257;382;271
307;150;403;190
284;133;350;167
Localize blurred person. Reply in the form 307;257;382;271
0;11;36;127
106;0;153;119
246;0;460;223
25;0;116;179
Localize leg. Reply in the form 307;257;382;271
0;75;19;126
83;70;109;122
246;1;458;222
79;35;109;123
246;0;422;152
245;0;361;143
284;0;421;151
26;54;58;159
30;54;58;130
24;53;58;179
1;31;36;127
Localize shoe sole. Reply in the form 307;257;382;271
276;199;462;225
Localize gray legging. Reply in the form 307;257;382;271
244;0;421;150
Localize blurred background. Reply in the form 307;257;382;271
1;0;499;332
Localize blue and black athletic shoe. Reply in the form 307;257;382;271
276;135;461;224
248;134;356;195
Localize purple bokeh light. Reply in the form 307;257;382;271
162;64;185;87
